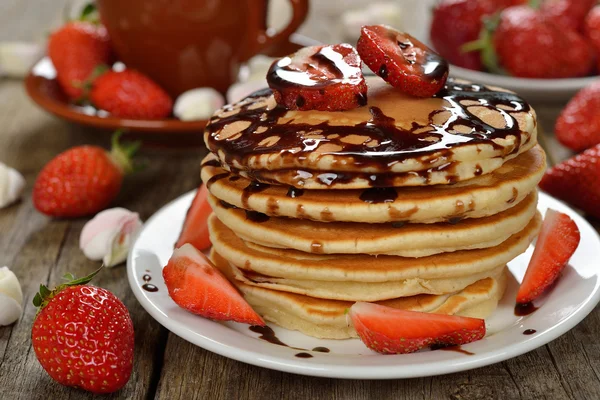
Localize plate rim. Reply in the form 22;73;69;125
127;190;600;379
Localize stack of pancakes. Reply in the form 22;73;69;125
201;77;545;339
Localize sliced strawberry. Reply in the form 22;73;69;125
175;184;212;251
517;209;580;305
349;302;485;354
163;243;265;325
357;25;448;98
267;44;367;111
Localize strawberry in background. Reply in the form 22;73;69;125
33;132;139;218
555;81;600;152
539;144;600;220
585;6;600;62
48;21;111;99
541;0;596;32
90;69;173;119
492;5;595;78
430;0;525;70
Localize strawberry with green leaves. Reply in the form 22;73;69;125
33;131;139;218
31;269;134;394
48;21;111;100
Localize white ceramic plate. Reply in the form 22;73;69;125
450;65;598;103
127;191;600;379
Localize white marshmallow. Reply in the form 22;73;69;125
0;162;25;209
173;87;225;121
0;266;23;326
0;41;44;79
79;208;143;267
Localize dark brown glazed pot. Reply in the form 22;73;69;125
96;0;309;97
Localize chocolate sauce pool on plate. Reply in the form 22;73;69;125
249;326;330;356
514;302;538;317
523;329;537;335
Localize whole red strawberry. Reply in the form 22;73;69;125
48;21;112;99
33;132;138;218
585;6;600;63
539;144;600;220
430;0;525;70
555;81;600;152
31;269;134;394
90;70;173;119
493;5;595;78
541;0;596;32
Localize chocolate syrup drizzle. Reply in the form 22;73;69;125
205;80;530;188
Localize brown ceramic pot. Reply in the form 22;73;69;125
96;0;309;97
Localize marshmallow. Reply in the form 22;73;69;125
79;208;143;267
173;87;225;121
0;41;44;79
0;162;25;209
0;266;23;326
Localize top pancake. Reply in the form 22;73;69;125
204;77;537;189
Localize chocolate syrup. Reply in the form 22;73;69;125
431;344;474;355
267;44;364;90
286;187;304;198
241;181;270;208
141;274;158;292
312;347;330;353
229;175;241;182
514;302;538;316
389;31;448;82
359;188;398;203
245;210;270;223
142;284;158;292
295;352;313;358
219;200;238;209
206;173;228;189
378;64;388;79
205;79;530;187
249;325;288;347
523;329;537;335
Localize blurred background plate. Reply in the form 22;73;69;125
450;64;599;103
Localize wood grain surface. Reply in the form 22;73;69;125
1;2;599;399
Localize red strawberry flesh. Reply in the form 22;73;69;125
350;302;485;354
163;244;265;326
176;184;211;251
358;25;448;98
267;44;367;111
516;209;580;304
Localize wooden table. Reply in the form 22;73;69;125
2;3;600;399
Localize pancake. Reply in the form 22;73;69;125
202;145;546;224
208;211;541;282
229;262;507;301
208;190;538;257
204;77;537;189
211;250;508;339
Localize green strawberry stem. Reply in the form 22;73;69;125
33;266;103;310
62;1;100;24
461;13;505;75
110;130;141;174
